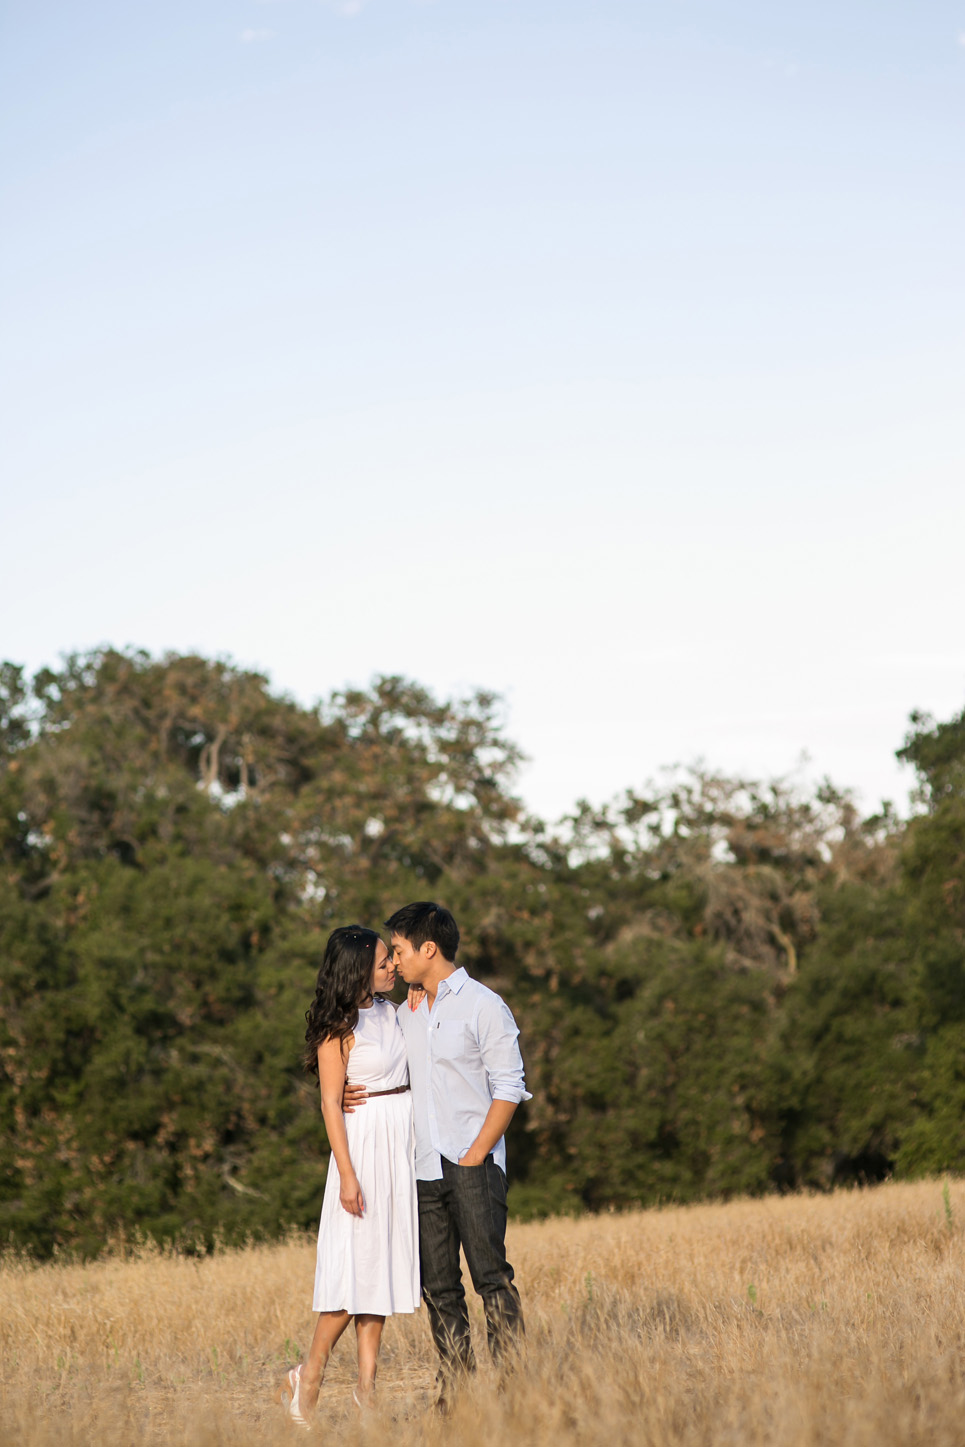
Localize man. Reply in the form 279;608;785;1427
346;901;529;1402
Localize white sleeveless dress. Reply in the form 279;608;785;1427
312;997;420;1315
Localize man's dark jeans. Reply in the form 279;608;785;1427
417;1155;524;1380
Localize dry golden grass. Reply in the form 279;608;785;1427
2;1178;964;1446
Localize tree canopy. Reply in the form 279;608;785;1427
1;648;962;1256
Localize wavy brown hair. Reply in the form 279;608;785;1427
304;925;381;1077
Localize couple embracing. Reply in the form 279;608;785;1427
282;901;530;1425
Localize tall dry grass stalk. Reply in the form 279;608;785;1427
2;1179;964;1446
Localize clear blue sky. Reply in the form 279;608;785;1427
2;1;963;819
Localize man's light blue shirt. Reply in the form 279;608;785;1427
396;967;531;1181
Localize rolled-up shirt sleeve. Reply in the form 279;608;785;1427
476;997;532;1104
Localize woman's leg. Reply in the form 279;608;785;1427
300;1309;352;1410
354;1314;385;1399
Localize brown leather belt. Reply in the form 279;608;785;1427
365;1084;410;1097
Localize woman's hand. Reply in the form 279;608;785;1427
339;1172;365;1217
407;983;427;1013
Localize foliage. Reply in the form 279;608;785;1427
0;646;962;1255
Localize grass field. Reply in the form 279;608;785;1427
2;1178;964;1445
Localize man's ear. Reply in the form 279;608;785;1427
422;940;438;960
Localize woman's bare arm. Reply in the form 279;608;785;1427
318;1035;365;1217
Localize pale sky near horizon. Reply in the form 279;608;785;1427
2;1;964;821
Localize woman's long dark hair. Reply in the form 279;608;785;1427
304;925;381;1076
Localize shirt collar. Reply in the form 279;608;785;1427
437;967;468;998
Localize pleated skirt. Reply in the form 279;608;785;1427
312;1094;421;1316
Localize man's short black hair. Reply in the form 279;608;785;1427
384;901;460;961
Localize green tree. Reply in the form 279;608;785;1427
2;646;962;1257
0;649;535;1254
893;707;965;1173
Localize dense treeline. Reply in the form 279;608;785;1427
0;649;963;1257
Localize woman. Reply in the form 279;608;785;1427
283;926;419;1426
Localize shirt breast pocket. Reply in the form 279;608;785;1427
432;1021;470;1061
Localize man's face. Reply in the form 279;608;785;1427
390;932;430;984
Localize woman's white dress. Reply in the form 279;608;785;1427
312;997;420;1315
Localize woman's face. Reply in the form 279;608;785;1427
368;939;396;996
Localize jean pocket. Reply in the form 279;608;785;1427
451;1154;494;1183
